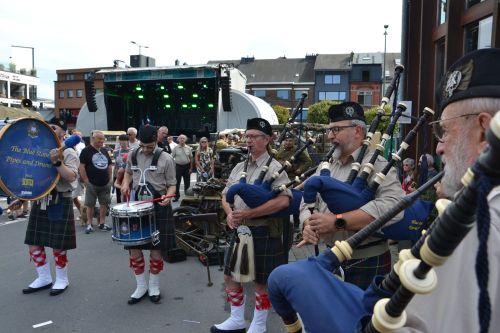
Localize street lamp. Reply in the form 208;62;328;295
130;41;149;55
382;25;389;94
11;45;35;70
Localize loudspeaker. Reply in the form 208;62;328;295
220;76;232;112
21;98;33;108
84;79;98;112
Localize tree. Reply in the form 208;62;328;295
272;105;290;124
307;100;338;124
364;105;396;134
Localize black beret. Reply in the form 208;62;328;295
284;132;294;139
436;48;500;113
138;124;157;144
48;117;67;131
246;117;272;136
328;102;366;123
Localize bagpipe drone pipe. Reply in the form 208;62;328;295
267;112;500;333
345;64;404;184
224;93;309;217
361;110;500;333
302;107;435;242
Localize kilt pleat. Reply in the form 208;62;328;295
24;197;76;250
251;226;286;285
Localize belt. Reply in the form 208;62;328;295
351;241;389;260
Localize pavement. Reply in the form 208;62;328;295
0;175;322;333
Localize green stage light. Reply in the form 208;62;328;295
163;94;169;98
165;104;171;108
203;84;208;88
177;85;184;90
192;93;199;98
208;103;214;108
182;104;188;108
135;86;142;91
191;104;197;108
160;86;165;90
138;95;144;99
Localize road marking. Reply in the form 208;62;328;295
182;320;201;324
33;321;53;328
0;218;27;226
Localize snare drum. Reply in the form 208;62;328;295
111;202;157;245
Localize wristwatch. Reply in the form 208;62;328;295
52;161;62;167
335;213;346;230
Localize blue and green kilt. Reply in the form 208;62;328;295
125;204;176;251
251;226;286;284
24;197;76;250
337;250;392;290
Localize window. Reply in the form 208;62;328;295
58;90;65;99
65;74;75;80
319;91;347;101
276;90;289;100
435;38;446;84
67;90;74;98
358;91;372;106
467;0;485;8
83;73;92;80
465;16;492;52
254;90;266;98
76;89;83;98
325;75;340;84
437;0;447;25
295;90;307;100
362;71;370;81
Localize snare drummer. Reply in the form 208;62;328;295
121;124;176;304
23;117;79;296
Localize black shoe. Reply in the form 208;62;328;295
128;292;147;305
209;326;246;333
149;293;161;303
49;286;68;296
22;283;52;294
98;224;112;231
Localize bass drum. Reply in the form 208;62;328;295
0;118;60;200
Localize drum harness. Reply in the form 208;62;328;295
130;147;164;245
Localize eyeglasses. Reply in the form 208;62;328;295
245;134;266;141
429;113;480;143
326;125;356;135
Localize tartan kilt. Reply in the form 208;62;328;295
251;225;286;284
24;197;76;250
124;204;175;251
337;250;391;290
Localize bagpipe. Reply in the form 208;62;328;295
224;93;310;217
267;111;500;333
303;107;436;242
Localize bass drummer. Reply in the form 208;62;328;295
121;124;176;305
22;117;79;296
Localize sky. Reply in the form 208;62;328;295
1;0;403;99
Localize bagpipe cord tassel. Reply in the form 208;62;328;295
473;163;495;333
53;249;68;268
129;254;145;275
29;246;46;267
226;287;245;306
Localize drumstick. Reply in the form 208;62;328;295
131;194;176;206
